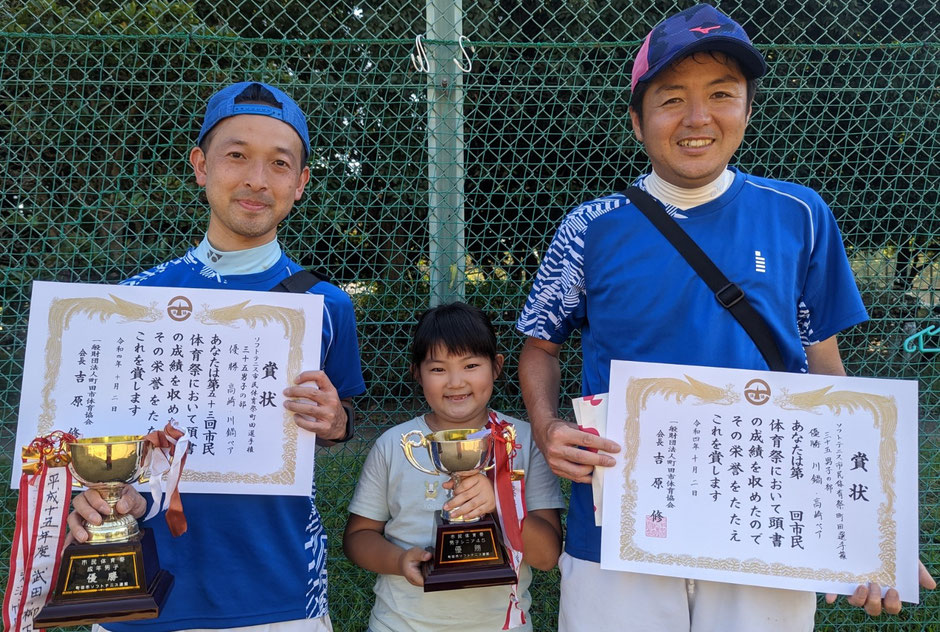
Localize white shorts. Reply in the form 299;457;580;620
557;552;816;632
95;616;333;632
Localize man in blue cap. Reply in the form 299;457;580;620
67;81;365;632
517;4;933;630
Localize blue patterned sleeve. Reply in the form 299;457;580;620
516;210;589;343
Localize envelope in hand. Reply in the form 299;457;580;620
572;393;609;526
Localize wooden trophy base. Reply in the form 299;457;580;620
421;511;519;592
33;528;174;628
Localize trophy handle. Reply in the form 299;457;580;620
136;441;154;484
500;423;516;455
68;462;83;488
472;424;516;473
400;430;439;476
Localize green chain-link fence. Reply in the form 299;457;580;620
2;0;939;629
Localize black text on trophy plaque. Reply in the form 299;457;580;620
33;529;173;627
422;511;518;592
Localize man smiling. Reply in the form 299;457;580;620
517;4;933;631
67;82;365;632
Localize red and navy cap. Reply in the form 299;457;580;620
631;4;767;93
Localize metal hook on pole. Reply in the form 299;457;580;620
410;34;431;73
454;35;473;73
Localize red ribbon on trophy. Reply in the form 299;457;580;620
486;411;528;630
143;422;189;537
2;431;75;632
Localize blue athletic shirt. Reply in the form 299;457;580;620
517;167;868;563
107;248;365;631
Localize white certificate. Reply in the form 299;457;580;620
12;280;323;496
600;360;920;602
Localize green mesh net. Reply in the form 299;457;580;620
2;0;939;629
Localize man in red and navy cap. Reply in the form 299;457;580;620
517;4;934;630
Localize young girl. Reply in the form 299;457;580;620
344;302;563;632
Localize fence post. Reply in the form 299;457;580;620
426;0;465;306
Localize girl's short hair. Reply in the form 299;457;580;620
411;302;499;369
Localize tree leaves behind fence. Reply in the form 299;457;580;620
1;0;939;628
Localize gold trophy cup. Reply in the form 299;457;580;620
34;436;174;627
401;428;518;591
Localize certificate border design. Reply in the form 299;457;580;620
619;375;897;586
40;295;306;486
41;294;162;430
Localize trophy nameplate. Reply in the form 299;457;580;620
422;510;518;592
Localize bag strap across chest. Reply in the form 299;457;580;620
623;185;786;372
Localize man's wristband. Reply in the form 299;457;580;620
334;402;355;443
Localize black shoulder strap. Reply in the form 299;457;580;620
624;186;786;372
270;269;330;294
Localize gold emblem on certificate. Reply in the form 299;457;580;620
34;436;174;627
401;428;518;592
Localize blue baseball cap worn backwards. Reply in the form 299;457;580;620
197;82;311;158
631;4;768;93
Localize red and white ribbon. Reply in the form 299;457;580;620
142;422;189;537
3;433;74;632
487;412;527;630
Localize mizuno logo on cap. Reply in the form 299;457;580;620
690;25;721;34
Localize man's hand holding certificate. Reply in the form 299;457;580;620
598;360;921;602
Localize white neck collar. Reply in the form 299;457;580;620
644;169;734;210
192;236;282;276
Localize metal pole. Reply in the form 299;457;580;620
426;0;465;306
